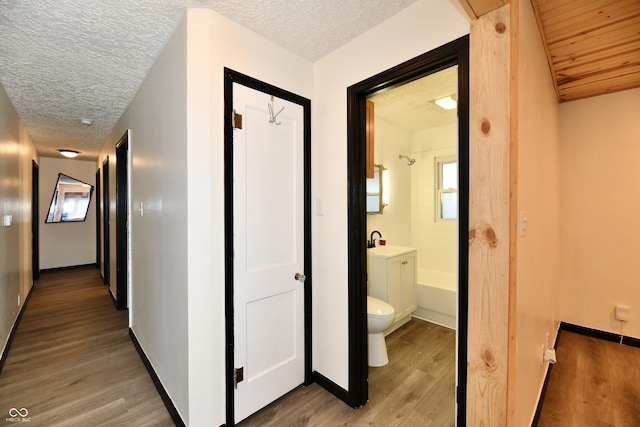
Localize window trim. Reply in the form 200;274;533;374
435;154;457;221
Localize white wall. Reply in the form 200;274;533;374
0;82;38;361
411;123;457;284
100;14;190;422
100;9;313;426
560;87;640;340
367;118;412;246
514;0;561;424
313;0;469;389
39;157;96;269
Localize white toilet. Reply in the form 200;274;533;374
367;296;395;367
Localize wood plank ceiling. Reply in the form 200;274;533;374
458;0;640;103
532;0;640;102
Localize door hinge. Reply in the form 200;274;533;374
233;109;243;129
234;366;244;389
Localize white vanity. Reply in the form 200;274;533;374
367;245;417;335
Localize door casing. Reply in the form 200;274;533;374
115;132;129;310
346;35;470;426
223;68;312;425
103;156;110;287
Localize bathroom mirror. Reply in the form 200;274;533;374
366;164;387;214
45;173;94;223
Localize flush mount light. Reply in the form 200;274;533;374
80;118;93;126
431;95;457;111
59;149;79;158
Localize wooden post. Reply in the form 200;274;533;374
467;4;512;426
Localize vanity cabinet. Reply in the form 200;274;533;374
368;246;417;332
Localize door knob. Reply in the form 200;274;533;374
295;273;306;283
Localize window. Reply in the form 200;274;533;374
436;156;457;220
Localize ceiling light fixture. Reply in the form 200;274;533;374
432;95;457;110
80;118;93;126
59;149;79;158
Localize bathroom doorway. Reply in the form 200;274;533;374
346;36;469;425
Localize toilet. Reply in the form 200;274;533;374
367;296;395;367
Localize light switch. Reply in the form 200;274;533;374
3;214;12;227
519;211;528;237
316;198;325;216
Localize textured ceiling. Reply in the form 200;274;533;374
0;0;420;160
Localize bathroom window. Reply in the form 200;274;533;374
436;156;457;221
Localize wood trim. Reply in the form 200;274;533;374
223;67;313;425
507;1;518;425
456;0;508;19
129;329;186;427
365;99;374;179
346;36;470;423
467;5;511;426
0;284;34;375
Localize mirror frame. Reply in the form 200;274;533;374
45;173;94;223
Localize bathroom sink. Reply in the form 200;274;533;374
367;245;416;258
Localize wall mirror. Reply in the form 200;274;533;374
366;164;387;214
45;173;94;223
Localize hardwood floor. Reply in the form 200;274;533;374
238;318;456;427
537;331;640;427
0;267;174;427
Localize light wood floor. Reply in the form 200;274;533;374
537;331;640;426
238;318;456;427
0;267;174;427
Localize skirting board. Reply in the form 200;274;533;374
39;263;97;273
129;328;186;427
0;284;34;375
311;371;351;407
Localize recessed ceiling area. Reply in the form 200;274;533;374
0;0;420;160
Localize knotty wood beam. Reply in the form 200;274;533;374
468;4;512;426
457;0;509;19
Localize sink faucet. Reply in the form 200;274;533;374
368;230;382;248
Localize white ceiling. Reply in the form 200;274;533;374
0;0;420;160
370;66;458;133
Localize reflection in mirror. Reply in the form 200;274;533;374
45;173;94;223
366;164;387;214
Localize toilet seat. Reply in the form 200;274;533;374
367;296;394;318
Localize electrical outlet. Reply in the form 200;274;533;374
615;304;630;322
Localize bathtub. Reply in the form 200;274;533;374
412;269;457;330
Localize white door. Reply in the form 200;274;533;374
233;82;306;423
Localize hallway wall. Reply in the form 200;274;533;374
0;83;38;361
100;8;313;426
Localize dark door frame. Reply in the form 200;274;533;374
223;68;312;426
346;35;470;426
115;132;129;310
103;156;110;287
96;168;101;269
31;160;39;282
